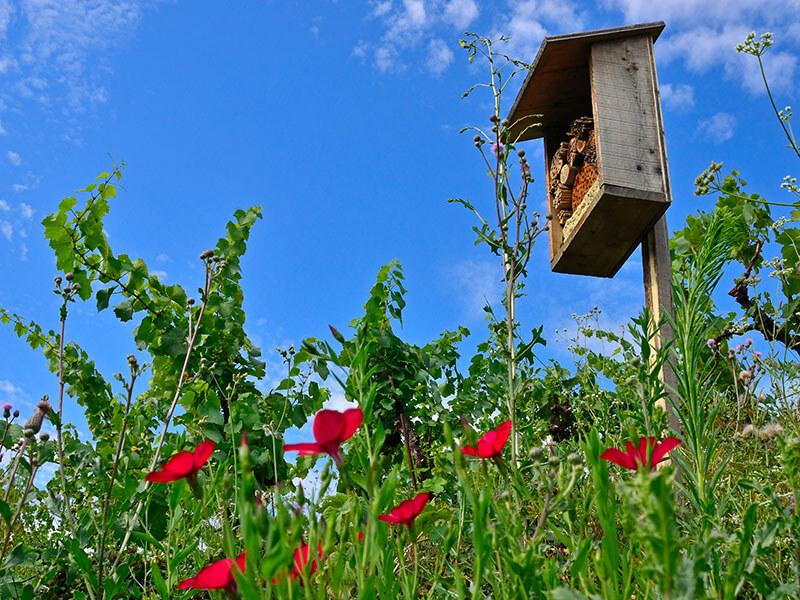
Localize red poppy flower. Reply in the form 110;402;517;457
600;436;681;471
379;492;430;527
177;551;246;591
146;440;215;484
284;408;363;466
271;542;323;586
461;420;512;459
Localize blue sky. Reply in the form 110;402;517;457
0;0;798;435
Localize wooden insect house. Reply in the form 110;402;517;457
508;22;671;277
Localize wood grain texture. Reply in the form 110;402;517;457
590;36;664;195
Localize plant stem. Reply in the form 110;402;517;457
97;368;138;594
55;302;75;529
106;265;213;589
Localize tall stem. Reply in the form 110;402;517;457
106;266;213;588
97;368;138;594
55;303;74;528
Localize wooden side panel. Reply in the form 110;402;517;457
590;36;664;195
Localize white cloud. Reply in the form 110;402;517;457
443;0;479;29
11;183;28;193
0;120;6;135
698;111;736;144
0;0;154;124
151;270;168;280
0;0;13;40
425;37;454;75
0;199;8;211
0;380;22;396
447;259;500;319
155;253;169;263
362;0;480;74
6;150;20;165
0;220;12;240
19;202;33;219
660;83;695;110
371;1;393;18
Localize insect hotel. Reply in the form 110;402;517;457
508;22;671;278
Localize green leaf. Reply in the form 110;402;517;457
113;299;135;322
96;285;116;311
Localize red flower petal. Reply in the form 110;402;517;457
378;513;401;524
313;410;347;446
411;492;430;515
284;442;325;456
193;440;215;470
651;437;681;467
291;542;322;580
476;431;498;458
177;555;239;590
461;445;478;456
492;421;512;454
145;470;186;483
160;451;196;477
340;408;363;443
600;447;637;470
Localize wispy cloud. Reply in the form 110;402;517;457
446;258;500;319
660;83;695;110
697;111;736;144
19;202;32;219
6;150;20;165
356;0;480;74
0;220;11;241
0;0;157;130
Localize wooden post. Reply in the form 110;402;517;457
642;34;681;434
642;216;681;432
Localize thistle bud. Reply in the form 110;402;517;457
23;427;35;439
548;455;560;467
13;410;19;418
489;114;499;123
567;452;582;465
528;446;543;460
517;149;526;158
39;432;50;442
200;249;214;260
187;298;195;306
501;118;509;127
3;403;11;419
65;272;74;282
54;276;62;287
328;324;346;344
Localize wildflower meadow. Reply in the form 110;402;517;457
2;29;800;600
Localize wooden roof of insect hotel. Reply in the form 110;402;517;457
508;22;665;141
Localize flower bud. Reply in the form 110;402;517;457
23;427;35;439
567;452;582;465
548;455;560;467
200;249;214;260
13;410;19;418
39;432;50;442
65;272;74;282
489;114;499;123
54;276;62;287
187;298;196;306
528;446;543;460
